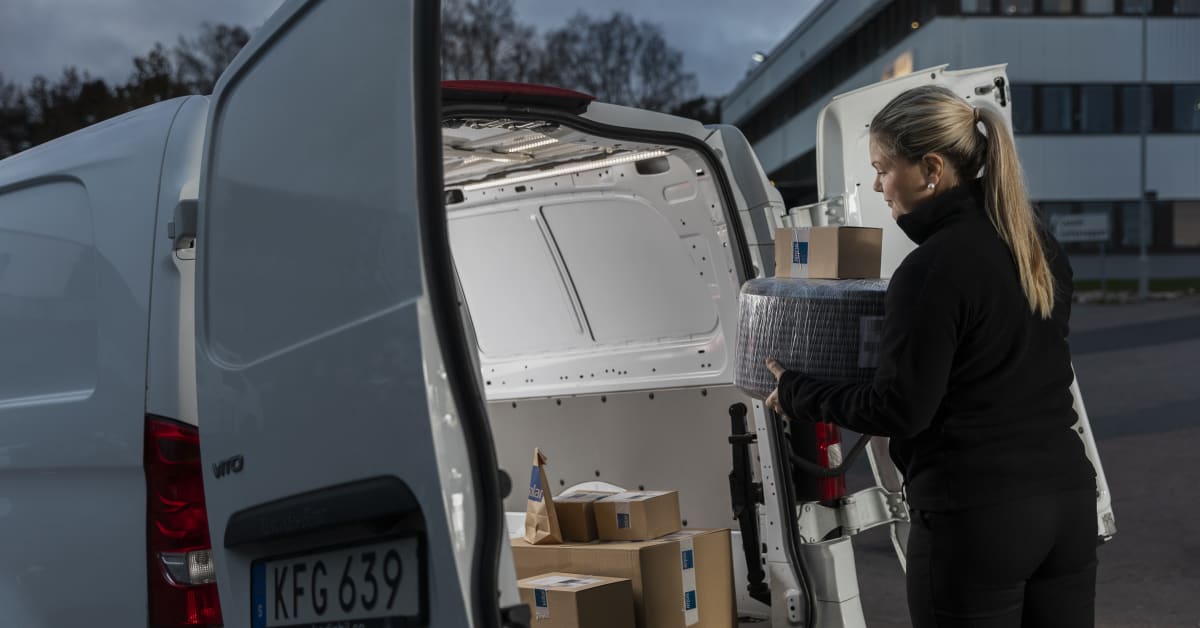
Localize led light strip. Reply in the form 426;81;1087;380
460;150;669;192
501;137;560;153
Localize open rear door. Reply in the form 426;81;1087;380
814;65;1116;567
196;2;506;627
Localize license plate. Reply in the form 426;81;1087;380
251;537;423;628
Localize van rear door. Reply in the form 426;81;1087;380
812;65;1117;566
195;2;505;628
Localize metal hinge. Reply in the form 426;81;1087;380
796;486;908;543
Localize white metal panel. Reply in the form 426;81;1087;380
0;98;184;627
815;64;1013;277
1147;18;1200;83
450;157;741;401
489;385;752;528
145;96;209;425
0;182;96;400
541;197;719;343
1018;136;1142;201
579;102;712;141
942;17;1144;83
448;206;588;356
196;2;471;626
1146;135;1200;199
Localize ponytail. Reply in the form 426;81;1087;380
870;85;1056;318
976;107;1055;319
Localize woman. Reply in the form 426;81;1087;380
765;85;1098;627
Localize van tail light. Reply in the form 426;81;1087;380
814;423;847;502
145;415;223;627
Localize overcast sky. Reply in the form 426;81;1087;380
0;0;817;98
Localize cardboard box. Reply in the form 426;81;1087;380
774;226;882;279
554;490;617;542
593;491;681;542
518;572;635;628
511;529;736;628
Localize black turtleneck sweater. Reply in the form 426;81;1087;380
777;180;1096;510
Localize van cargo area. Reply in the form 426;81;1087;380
442;111;752;524
440;109;784;624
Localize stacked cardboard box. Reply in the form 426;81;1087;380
517;572;635;628
592;491;681;542
512;529;735;628
553;491;616;543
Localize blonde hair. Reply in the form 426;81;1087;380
870;85;1055;319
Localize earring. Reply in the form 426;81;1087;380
927;182;935;190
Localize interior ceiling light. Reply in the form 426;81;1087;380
461;150;669;192
501;137;560;153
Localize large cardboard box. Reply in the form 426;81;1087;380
511;529;736;628
592;491;680;542
554;490;617;542
774;226;882;279
518;572;635;628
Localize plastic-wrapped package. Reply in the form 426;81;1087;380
735;278;890;400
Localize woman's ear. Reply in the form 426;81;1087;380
921;153;945;180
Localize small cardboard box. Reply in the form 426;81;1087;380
593;491;681;542
511;529;736;628
518;572;635;628
774;226;882;279
554;491;617;542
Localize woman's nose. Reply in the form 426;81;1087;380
873;177;883;193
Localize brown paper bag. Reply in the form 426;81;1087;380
523;448;562;545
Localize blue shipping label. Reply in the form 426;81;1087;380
792;241;809;264
535;589;548;609
681;549;694;570
684;590;698;611
528;466;543;502
617;513;631;529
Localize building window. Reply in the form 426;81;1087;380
1173;85;1200;132
1082;0;1115;12
1176;0;1200;14
961;0;995;12
1040;86;1075;132
1120;202;1153;248
1011;85;1035;134
999;0;1036;12
1079;85;1115;133
1040;0;1076;12
1119;85;1150;133
1174;202;1200;247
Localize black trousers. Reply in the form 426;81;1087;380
906;488;1098;628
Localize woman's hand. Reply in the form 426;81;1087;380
765;358;787;417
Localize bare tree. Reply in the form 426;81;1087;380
122;43;186;108
540;12;697;112
173;23;251;94
0;73;30;157
441;0;543;82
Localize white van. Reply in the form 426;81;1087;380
0;99;215;624
0;2;1114;627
